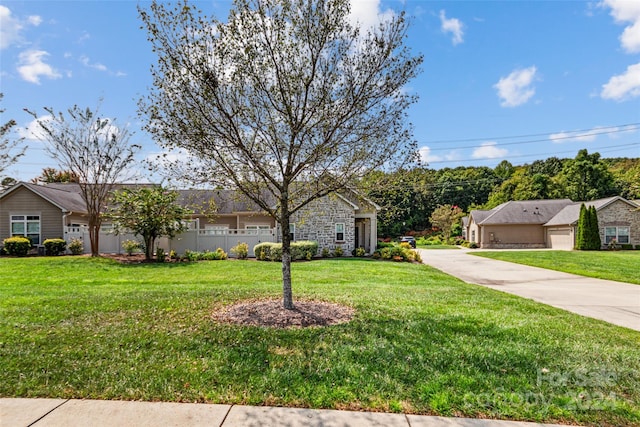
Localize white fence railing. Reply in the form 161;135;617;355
64;227;276;257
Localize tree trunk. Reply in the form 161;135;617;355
88;217;100;257
145;236;154;261
280;204;294;310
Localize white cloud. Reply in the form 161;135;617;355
601;62;640;101
27;15;42;26
0;6;43;49
493;66;538;107
549;129;599;144
418;146;442;163
349;0;395;31
18;116;52;141
472;142;507;159
80;55;107;71
17;49;62;84
0;5;23;49
439;10;464;45
601;0;640;53
418;146;461;164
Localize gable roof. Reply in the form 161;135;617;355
544;196;638;226
0;182;87;213
469;209;493;224
473;199;573;225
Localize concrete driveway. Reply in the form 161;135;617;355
419;249;640;332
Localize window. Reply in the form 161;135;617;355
605;226;630;244
289;224;295;241
335;223;345;242
11;215;40;245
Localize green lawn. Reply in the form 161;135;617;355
1;257;639;426
472;250;640;285
417;244;460;250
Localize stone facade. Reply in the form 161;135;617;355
596;199;640;247
289;194;356;255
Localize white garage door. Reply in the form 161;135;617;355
547;228;573;250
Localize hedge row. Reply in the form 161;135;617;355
254;241;318;261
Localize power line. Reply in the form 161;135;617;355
426;142;640;164
420;123;640;145
425;126;640;152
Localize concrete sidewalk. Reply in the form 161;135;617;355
0;398;572;427
419;248;640;331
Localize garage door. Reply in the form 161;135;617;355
547;228;573;250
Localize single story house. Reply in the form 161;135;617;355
0;182;379;256
465;196;640;250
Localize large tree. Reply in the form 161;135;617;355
108;186;189;261
31;167;80;184
139;0;422;309
0;94;26;178
26;105;140;256
429;204;463;243
557;149;616;201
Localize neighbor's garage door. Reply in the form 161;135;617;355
547;228;573;250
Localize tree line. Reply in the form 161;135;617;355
361;150;640;237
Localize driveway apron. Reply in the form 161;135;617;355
419;249;640;331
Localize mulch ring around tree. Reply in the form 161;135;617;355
212;299;355;329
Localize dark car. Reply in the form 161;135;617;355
400;236;416;248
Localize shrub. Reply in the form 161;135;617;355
68;238;84;255
321;247;331;258
43;238;67;256
373;242;421;263
183;248;228;261
333;246;344;257
3;237;31;256
377;241;394;250
231;242;249;260
254;241;318;261
468;242;479;249
169;250;178;260
291;241;318;260
156;247;166;262
620;244;633;250
607;239;619;251
636;245;640;250
354;247;366;257
121;239;141;256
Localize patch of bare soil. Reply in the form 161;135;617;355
213;299;355;329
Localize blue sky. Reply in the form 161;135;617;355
1;0;639;182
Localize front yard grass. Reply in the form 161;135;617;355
1;256;639;426
473;250;640;285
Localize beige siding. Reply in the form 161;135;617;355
0;186;64;242
481;224;546;248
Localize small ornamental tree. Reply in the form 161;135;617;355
26;103;140;257
588;205;601;250
107;186;190;261
575;203;588;250
429;204;464;243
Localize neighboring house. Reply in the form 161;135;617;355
466;199;573;249
0;182;379;256
544;196;640;250
464;197;640;250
